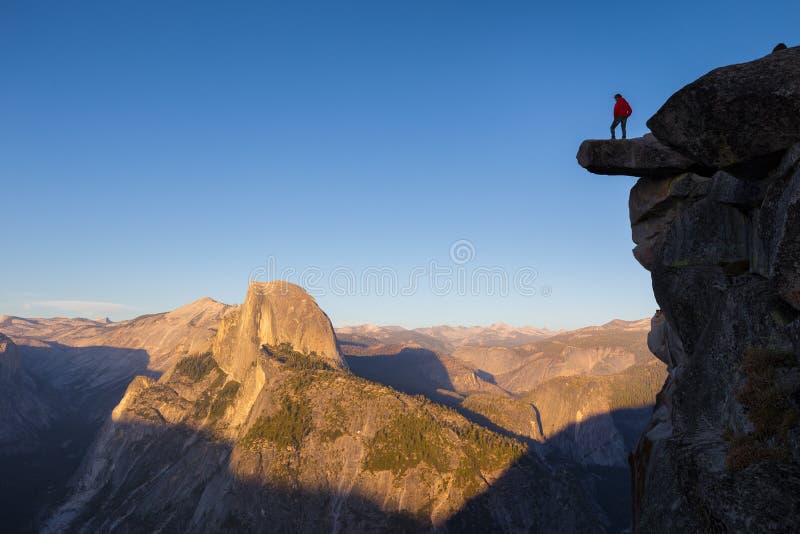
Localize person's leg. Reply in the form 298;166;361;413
610;117;620;139
621;117;628;139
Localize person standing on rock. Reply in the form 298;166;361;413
611;93;632;140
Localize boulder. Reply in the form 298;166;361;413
632;243;658;271
648;46;800;172
644;315;667;363
576;134;708;178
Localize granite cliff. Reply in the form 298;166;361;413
0;333;50;454
578;46;800;532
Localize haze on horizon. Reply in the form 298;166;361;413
1;0;797;329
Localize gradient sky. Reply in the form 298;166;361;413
1;1;797;329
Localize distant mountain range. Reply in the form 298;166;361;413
336;322;557;355
339;318;660;458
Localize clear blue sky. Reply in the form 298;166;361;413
1;1;796;329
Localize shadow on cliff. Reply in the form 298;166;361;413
345;350;543;449
9;340;655;533
345;348;458;406
445;406;655;534
40;421;435;532
344;348;656;531
19;342;157;399
2;344;153;534
37;407;653;533
41;417;625;533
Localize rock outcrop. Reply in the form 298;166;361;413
578;47;800;532
577;134;709;178
213;281;346;382
647;46;800;172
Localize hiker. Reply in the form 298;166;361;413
611;93;632;140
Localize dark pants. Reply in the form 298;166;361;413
611;116;628;139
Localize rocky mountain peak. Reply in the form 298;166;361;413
163;296;229;321
212;281;346;382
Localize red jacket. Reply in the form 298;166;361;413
614;97;632;117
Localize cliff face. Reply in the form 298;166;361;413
0;333;50;454
579;46;800;532
0;332;21;381
213;281;346;381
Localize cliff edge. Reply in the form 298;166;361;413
578;46;800;532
